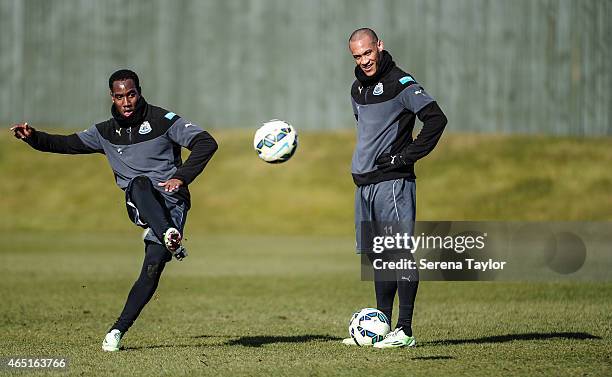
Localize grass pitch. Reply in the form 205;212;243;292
0;233;610;376
1;130;611;375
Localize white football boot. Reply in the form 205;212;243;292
373;328;416;349
163;228;188;260
102;329;122;352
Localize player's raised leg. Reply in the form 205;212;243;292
127;175;186;259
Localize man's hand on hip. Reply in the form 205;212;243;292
158;178;184;193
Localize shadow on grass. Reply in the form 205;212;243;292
123;332;595;351
225;334;342;347
423;332;600;347
123;335;233;350
191;334;236;339
412;356;454;360
123;344;203;351
123;334;342;350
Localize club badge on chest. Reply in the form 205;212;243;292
139;121;152;135
373;82;384;96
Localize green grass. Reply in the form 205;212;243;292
1;130;612;235
0;233;610;376
1;129;611;375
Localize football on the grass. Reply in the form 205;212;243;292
348;308;390;346
253;119;298;163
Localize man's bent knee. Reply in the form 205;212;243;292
131;176;153;191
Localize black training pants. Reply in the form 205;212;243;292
111;241;172;333
111;176;176;333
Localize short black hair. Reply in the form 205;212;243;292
108;69;141;93
348;28;379;44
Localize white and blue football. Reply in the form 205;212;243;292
348;308;391;346
253;119;298;163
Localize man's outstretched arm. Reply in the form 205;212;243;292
10;122;101;154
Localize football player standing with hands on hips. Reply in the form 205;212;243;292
345;28;447;348
10;69;218;352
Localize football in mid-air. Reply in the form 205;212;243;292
253;119;298;163
348;308;390;346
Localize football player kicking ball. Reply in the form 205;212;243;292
10;69;218;351
344;29;447;348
